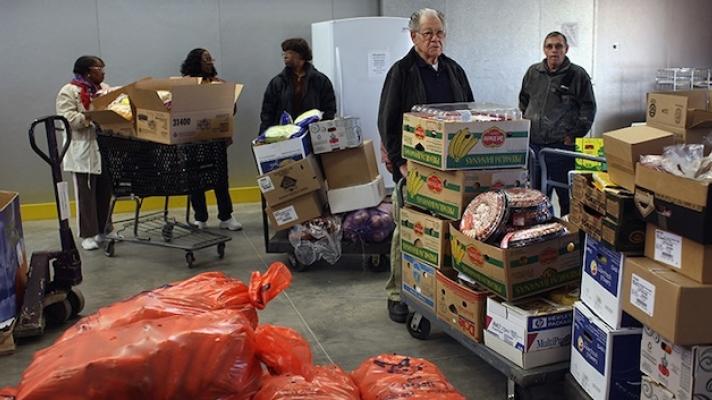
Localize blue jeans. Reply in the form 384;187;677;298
530;143;575;216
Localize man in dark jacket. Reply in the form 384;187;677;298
260;38;336;133
379;8;474;323
519;31;596;215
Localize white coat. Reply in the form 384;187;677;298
55;82;109;174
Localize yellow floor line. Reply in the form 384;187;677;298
20;186;260;221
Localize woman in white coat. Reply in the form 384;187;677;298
55;55;112;250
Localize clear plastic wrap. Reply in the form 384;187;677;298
411;102;522;122
289;216;343;265
640;143;712;181
342;203;395;243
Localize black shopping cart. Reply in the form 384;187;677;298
97;133;231;268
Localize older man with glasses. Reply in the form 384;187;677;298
378;8;474;323
519;31;596;216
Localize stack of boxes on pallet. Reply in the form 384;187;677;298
253;117;386;231
401;106;586;368
568;89;712;399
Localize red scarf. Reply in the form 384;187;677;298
70;74;99;110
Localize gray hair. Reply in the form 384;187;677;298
408;8;446;33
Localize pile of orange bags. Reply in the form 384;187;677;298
0;262;465;400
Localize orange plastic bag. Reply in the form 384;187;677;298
59;262;291;342
14;310;261;400
255;324;313;378
253;365;360;400
351;354;465;400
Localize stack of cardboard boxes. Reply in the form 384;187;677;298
401;108;584;369
254;117;386;231
568;91;712;399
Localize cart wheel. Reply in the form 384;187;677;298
366;254;389;273
185;251;195;268
406;312;431;340
45;299;72;326
162;223;174;242
104;239;115;257
288;253;309;272
66;288;85;318
217;243;226;259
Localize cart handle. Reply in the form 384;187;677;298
29;115;72;166
537;147;606;194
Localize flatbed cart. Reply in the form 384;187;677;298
97;133;231;268
401;149;607;399
260;196;392;272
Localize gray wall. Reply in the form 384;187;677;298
382;0;712;134
0;0;378;203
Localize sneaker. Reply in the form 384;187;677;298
94;234;106;243
81;238;100;250
387;299;408;323
193;220;208;229
219;216;242;231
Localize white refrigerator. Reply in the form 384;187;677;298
311;17;413;188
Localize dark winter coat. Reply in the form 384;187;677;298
519;57;596;145
259;63;336;133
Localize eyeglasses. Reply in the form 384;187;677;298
417;30;446;40
545;43;565;50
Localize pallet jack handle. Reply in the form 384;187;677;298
27;115;81;287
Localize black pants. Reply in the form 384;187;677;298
190;181;234;222
530;143;575;216
73;171;112;238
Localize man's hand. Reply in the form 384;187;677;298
399;163;408;179
563;136;573;146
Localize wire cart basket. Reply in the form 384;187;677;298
97;133;232;268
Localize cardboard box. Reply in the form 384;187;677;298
570;301;643;400
266;191;325;231
641;327;712;400
308;117;362;154
129;78;243;145
320;140;379;189
641;375;675;400
581;235;641;329
401;112;530;170
571;173;639;224
484;296;573;368
645;224;712;284
0;192;27;330
646;91;712;146
635;163;712;244
622;256;712;345
570;201;645;254
257;155;323;207
436;269;488;343
253;133;312;175
575;137;607;171
402;252;437;311
85;81;143;137
401;207;450;269
603;126;674;191
450;221;581;301
327;175;385;214
405;162;527;220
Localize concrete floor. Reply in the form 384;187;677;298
1;202;516;399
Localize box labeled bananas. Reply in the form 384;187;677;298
402;112;530;170
401;206;450;269
405;162;528;220
450;221;582;302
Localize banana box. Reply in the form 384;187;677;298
450;221;582;302
405;162;528;220
401;206;450;269
402;112;530;170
